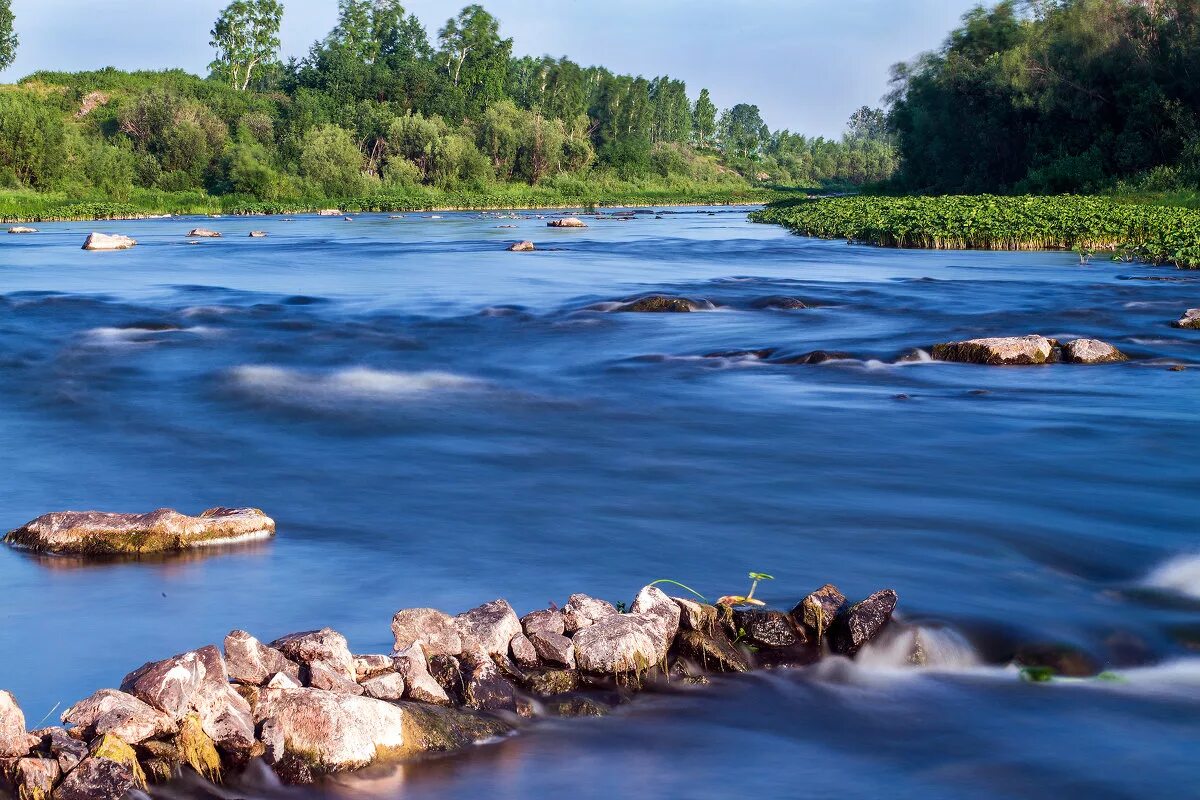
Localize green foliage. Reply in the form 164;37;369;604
299;123;374;196
0;92;68;188
752;194;1200;268
692;88;717;146
0;0;14;72
719;103;767;158
209;0;283;91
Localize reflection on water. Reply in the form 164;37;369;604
1;208;1198;798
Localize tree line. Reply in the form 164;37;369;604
0;0;896;204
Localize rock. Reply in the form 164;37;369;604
931;335;1055;365
520;669;581;696
265;672;301;691
829;590;898;656
521;609;565;638
61;690;175;744
573;588;679;675
1014;643;1102;678
455;600;522;660
391;608;463;658
751;296;807;310
317;209;342;217
631;586;682;645
256;689;406;777
547;217;587;228
507;241;535;252
352;655;394;682
39;729;88;774
773;350;855;365
392;646;450;706
458;654;518;713
0;691;35;758
562;594;619;634
81;233;137;251
673;629;750;673
509;634;540;669
616;296;696;313
305;662;364;696
187;229;221;238
360;673;405;702
426;655;465;705
389;703;511;756
270;628;354;681
791;584;847;639
248;231;268;238
8;227;37;234
175;714;221;781
1174;308;1200;329
224;630;300;686
546;696;610;718
730;610;802;649
54;734;146;800
5;507;275;555
1061;338;1127;364
673;598;718;632
528;631;575;669
12;757;59;799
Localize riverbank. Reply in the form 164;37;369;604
751;194;1200;268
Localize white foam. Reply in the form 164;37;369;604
855;625;981;672
228;365;487;404
1143;554;1200;599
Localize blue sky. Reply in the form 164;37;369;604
0;0;982;137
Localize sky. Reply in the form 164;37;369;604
0;0;983;137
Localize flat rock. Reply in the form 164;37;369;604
8;227;37;234
1174;308;1200;329
507;241;535;252
455;600;522;660
792;584;846;639
82;232;137;251
1061;338;1127;364
187;228;221;238
562;594;618;634
528;631;575;669
391;608;463;658
61;689;176;744
617;295;696;313
270;628;354;680
360;673;405;702
830;590;898;656
547;217;587;228
521;609;565;638
5;507;275;555
0;691;35;758
224;630;300;686
673;629;749;673
257;689;406;777
931;335;1054;365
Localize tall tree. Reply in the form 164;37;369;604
719;103;767;158
692;88;717;146
846;106;888;141
0;0;17;71
437;5;512;115
209;0;283;91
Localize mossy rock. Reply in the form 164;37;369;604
396;703;511;755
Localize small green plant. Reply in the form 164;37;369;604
1020;666;1056;683
648;579;707;602
717;572;774;607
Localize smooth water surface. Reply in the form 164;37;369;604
1;209;1198;799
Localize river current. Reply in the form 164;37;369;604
0;208;1197;799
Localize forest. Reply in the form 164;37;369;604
0;0;897;217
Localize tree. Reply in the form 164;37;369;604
846;106;888;142
210;0;283;91
0;0;15;72
692;88;717;146
300;123;372;196
437;5;512;115
719;103;767;158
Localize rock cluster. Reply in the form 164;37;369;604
0;583;897;794
4;507;276;555
932;335;1127;365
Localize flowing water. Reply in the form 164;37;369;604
1;208;1197;799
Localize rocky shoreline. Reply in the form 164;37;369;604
0;583;900;797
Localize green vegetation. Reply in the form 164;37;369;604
752;195;1200;268
0;1;894;220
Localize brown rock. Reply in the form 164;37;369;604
256;689;406;777
1061;338;1127;364
521;609;566;638
829;590;898;656
224;630;300;686
270;628;354;680
5;507;275;555
61;690;176;744
360;673;405;702
509;634;540;669
12;757;59;799
507;241;535;252
305;662;364;696
352;655;394;682
791;584;847;639
391;608;463;658
455;600;522;660
392;647;450;706
673;629;749;673
1174;308;1200;329
617;296;696;313
528;631;575;669
54;734;146;800
562;594;619;634
0;691;35;758
931;335;1054;365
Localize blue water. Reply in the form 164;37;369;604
1;209;1198;799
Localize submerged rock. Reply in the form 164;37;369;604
617;296;697;313
81;233;137;251
931;335;1054;365
187;229;221;238
772;350;855;365
4;507;275;555
1061;338;1127;364
751;296;807;310
1172;308;1200;330
1014;643;1102;678
507;241;535;252
7;226;37;234
248;231;268;238
547;217;587;228
829;590;898;656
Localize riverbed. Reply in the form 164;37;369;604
1;208;1197;799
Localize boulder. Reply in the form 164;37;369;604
61;690;175;744
426;655;465;705
81;233;137;251
509;634;540;669
1061;338;1127;364
387;703;511;757
5;507;275;555
521;669;582;697
270;629;354;680
265;672;301;691
521;609;565;638
317;209;342;217
0;691;35;758
38;728;88;774
8;227;37;234
673;629;749;673
11;757;59;799
730;610;802;649
507;241;535;252
187;229;221;238
562;594;619;634
616;296;696;313
392;646;450;706
248;231;268;238
1173;308;1200;329
630;586;682;645
391;608;463;658
256;689;405;777
54;734;146;800
458;654;518;713
573;587;680;675
305;662;364;696
547;217;587;228
673;598;718;632
931;335;1054;365
791;584;846;639
455;600;522;660
224;631;299;686
528;631;575;669
352;655;394;682
360;673;405;702
829;590;898;656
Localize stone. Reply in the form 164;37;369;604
8;227;37;234
390;703;511;756
61;690;175;744
521;609;565;638
5;507;275;555
306;662;364;696
507;241;535;252
392;646;450;706
426;656;465;705
391;608;463;658
791;584;847;639
547;217;587;228
509;634;540;669
360;673;405;702
772;350;855;365
248;231;268;238
455;600;522;660
520;669;581;696
631;586;682;646
224;630;300;686
1173;308;1200;329
617;295;696;313
829;590;899;656
0;691;35;758
353;655;394;682
175;714;221;781
54;734;146;800
270;628;355;680
266;672;301;691
931;335;1055;365
546;696;610;718
39;729;88;774
573;588;679;675
81;233;137;251
562;594;618;634
673;598;718;632
458;654;518;713
751;296;807;310
256;689;406;777
1061;338;1127;364
528;631;575;669
317;209;342;216
673;629;750;673
12;757;59;799
730;610;802;649
187;228;221;238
